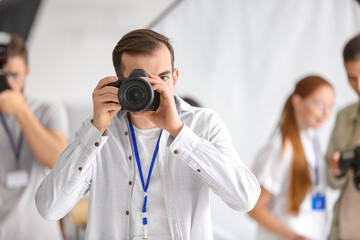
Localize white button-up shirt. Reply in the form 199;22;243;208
35;97;260;240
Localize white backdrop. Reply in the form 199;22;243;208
25;0;360;239
153;1;360;238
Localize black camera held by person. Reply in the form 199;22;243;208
108;69;160;112
0;32;11;93
339;146;360;190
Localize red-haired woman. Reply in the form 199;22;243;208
249;76;335;240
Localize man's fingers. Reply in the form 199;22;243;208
149;74;166;82
7;77;21;92
146;77;165;86
146;78;168;96
94;76;118;90
103;102;122;112
333;151;341;161
152;83;167;93
7;77;16;89
95;102;121;114
95;93;120;104
330;152;342;176
95;86;119;96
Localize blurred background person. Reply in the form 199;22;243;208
326;33;360;240
248;76;335;240
0;33;68;240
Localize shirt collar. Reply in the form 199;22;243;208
174;95;195;115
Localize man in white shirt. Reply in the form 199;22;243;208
35;29;260;240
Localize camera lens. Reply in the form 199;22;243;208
119;78;154;112
126;85;147;104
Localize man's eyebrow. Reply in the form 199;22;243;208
158;70;171;76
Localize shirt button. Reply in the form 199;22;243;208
78;167;82;171
197;169;201;172
129;181;132;186
125;131;128;135
126;210;129;215
129;156;132;160
94;142;99;147
174;149;179;154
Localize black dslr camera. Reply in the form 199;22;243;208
0;32;11;92
108;69;160;112
339;146;360;190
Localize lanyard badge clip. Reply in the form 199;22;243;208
142;225;148;239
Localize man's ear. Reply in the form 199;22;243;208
172;68;179;88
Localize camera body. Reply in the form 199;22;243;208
0;32;11;93
339;146;360;190
108;69;160;112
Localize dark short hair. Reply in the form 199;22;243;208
10;34;28;65
112;29;174;77
343;33;360;62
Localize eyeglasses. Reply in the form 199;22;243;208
305;99;333;113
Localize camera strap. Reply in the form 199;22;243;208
128;118;163;239
0;112;23;167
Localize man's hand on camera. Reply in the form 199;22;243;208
133;74;183;138
329;151;342;177
92;76;122;134
0;76;26;116
0;90;26;117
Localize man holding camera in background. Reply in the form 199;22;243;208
0;33;68;239
35;29;260;239
327;33;360;240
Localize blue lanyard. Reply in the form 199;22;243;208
312;140;319;186
128;118;162;238
0;112;23;166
